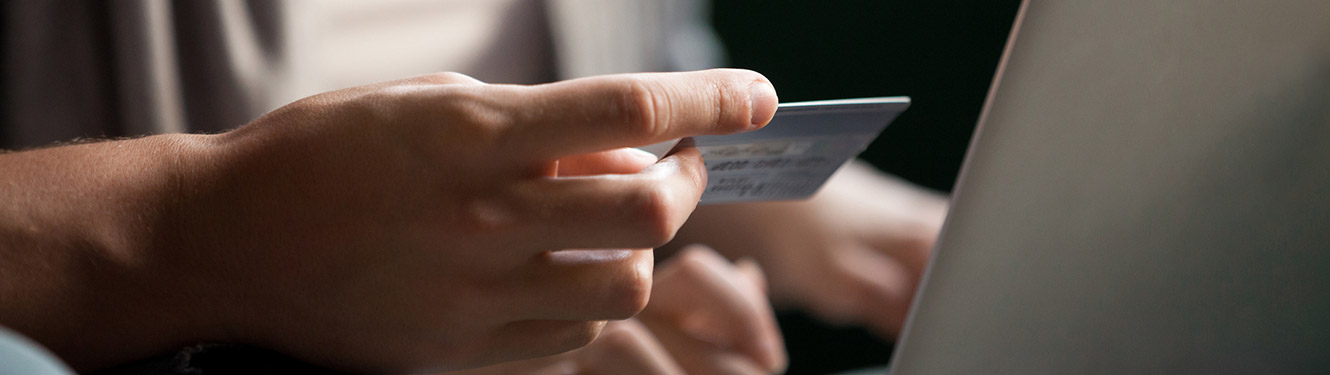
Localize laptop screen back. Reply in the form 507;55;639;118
890;1;1330;373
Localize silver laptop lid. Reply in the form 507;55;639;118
890;1;1330;373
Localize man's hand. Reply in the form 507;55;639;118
671;161;947;337
0;69;778;372
443;245;786;375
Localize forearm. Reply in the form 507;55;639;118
0;134;223;370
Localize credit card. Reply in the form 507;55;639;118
638;97;909;204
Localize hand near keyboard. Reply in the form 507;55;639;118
672;161;948;337
442;245;786;375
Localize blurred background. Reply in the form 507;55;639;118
710;1;1021;373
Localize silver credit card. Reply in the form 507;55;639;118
639;97;910;204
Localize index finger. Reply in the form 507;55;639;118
501;69;778;160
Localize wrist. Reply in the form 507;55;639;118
6;133;235;370
141;130;306;358
127;133;236;342
127;133;279;351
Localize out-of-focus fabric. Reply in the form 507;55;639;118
1;0;722;149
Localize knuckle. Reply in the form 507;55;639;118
611;78;670;141
417;71;479;85
446;95;509;133
604;261;653;319
454;196;518;234
721;71;767;130
424;93;515;155
627;185;681;247
710;76;735;129
374;83;492;127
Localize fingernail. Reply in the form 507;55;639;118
749;81;778;126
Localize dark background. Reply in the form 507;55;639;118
710;1;1021;373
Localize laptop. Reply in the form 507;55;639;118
887;0;1330;373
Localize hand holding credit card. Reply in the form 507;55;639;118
639;97;909;204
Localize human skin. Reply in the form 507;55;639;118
0;69;778;373
671;160;948;337
444;245;786;375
